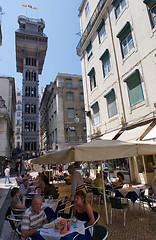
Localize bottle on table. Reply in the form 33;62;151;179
73;214;77;228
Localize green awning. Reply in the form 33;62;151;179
97;19;105;32
144;0;156;8
123;69;140;82
112;0;121;8
117;21;131;42
88;67;95;79
100;49;109;63
104;88;114;98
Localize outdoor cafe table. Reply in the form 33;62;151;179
115;186;141;203
37;217;92;240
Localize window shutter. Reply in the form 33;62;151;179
112;0;121;8
117;22;131;42
100;49;109;64
86;42;92;54
88;67;95;79
144;0;156;8
104;89;117;118
124;70;144;107
97;19;105;32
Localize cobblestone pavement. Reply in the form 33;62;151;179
0;176;156;240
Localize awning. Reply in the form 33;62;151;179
101;129;121;140
142;125;156;141
118;122;153;142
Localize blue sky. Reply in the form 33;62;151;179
0;0;82;90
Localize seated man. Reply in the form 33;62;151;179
19;178;31;197
21;195;48;239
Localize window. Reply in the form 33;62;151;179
25;104;30;113
80;92;84;101
17;92;21;96
17;119;21;125
81;108;85;119
112;0;126;19
17;128;20;134
144;0;156;28
26;57;36;66
17;112;21;117
100;49;111;77
83;128;87;142
67;108;75;119
17;100;22;104
66;78;72;88
66;92;74;101
26;70;30;81
31;86;36;97
91;102;100;126
104;89;117;118
97;20;106;44
117;22;134;58
86;42;93;61
85;2;90;17
79;80;83;87
24;142;36;151
17;105;21;110
31;71;36;81
124;69;144;107
69;128;76;142
88;68;96;91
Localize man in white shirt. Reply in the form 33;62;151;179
4;165;11;184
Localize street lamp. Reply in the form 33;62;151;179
74;113;80;124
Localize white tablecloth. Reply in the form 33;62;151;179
40;218;85;240
118;187;140;197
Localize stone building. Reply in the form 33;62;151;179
40;73;86;152
0;76;16;174
15;88;22;149
15;15;48;158
77;0;156;184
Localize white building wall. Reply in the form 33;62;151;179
78;0;156;140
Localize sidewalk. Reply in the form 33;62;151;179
0;175;17;235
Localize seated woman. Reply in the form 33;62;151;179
93;173;103;192
10;187;26;210
85;172;92;185
73;190;95;226
113;172;124;189
43;177;58;199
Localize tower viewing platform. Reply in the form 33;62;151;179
15;15;48;74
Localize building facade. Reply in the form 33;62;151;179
15;88;22;149
40;73;86;152
77;0;156;184
15;15;48;159
0;76;16;174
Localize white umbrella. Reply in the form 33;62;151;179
31;139;156;224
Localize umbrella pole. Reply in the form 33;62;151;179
101;161;109;225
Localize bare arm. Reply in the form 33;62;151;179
85;202;95;226
16;196;26;209
21;219;48;238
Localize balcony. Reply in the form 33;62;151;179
76;0;106;55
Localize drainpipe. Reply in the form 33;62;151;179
81;52;92;141
107;7;126;127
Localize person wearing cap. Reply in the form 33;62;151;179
68;164;85;201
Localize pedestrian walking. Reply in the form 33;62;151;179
4;165;11;184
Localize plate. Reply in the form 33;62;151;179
43;223;53;228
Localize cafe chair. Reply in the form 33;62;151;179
12;208;25;215
91;187;103;207
73;211;100;240
109;196;128;227
57;203;74;219
6;214;22;239
92;224;108;240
